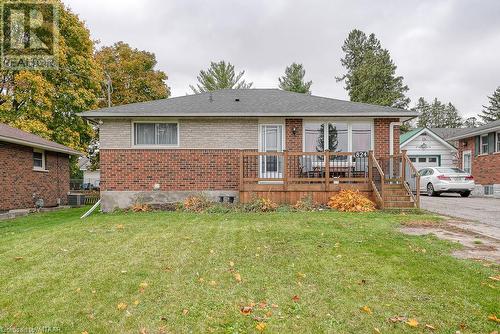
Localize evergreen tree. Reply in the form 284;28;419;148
190;61;252;93
463;117;479;128
337;29;410;109
278;63;312;94
414;97;463;128
478;86;500;123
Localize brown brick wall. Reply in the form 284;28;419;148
100;149;242;191
374;118;400;158
0;141;70;211
285;119;303;152
458;137;500;185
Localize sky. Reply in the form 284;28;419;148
64;0;500;118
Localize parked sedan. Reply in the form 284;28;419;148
419;167;475;197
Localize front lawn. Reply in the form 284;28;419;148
0;209;498;333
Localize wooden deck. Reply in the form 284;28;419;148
239;150;420;208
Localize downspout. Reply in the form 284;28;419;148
389;121;401;156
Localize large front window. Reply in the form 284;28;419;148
304;122;371;154
134;122;178;146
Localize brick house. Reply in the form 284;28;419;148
79;89;420;211
448;119;500;198
0;123;81;212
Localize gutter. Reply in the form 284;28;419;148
0;136;83;156
390;122;401;155
448;126;500;141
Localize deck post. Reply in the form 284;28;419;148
368;150;373;182
401;150;407;184
283;150;288;192
325;151;330;191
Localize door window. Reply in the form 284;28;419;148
462;151;472;174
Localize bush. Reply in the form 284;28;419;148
244;196;279;212
293;195;320;212
182;194;213;213
327;190;376;212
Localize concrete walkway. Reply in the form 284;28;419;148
421;194;500;240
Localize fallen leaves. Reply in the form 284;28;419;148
388;315;406;323
116;224;124;230
360;306;372;315
14;256;23;261
240;306;253;315
425;324;436;330
255;322;266;332
182;308;189;316
292;295;300;302
233;272;242;283
117;302;127;311
133;300;140;306
489;275;500;281
139;282;148;293
406;319;419;328
488;314;500;323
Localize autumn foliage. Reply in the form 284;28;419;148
327;190;376;212
244;196;279;212
183;194;213;213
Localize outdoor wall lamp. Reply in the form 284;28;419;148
292;127;297;136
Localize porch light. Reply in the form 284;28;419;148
292;127;297;136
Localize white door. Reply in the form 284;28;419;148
260;124;284;179
462;151;472;174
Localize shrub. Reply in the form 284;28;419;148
244;196;279;212
182;194;213;213
293;195;320;212
327;190;376;212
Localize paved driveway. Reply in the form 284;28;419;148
421;194;500;240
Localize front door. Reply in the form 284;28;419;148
260;124;283;179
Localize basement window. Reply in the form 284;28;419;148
33;149;46;170
484;185;494;196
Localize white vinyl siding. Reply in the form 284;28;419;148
402;131;457;168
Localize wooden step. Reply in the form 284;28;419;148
384;201;416;208
384;194;411;201
384;190;408;196
384;184;404;189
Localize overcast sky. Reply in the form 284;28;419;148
65;0;500;118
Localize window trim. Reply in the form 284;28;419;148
33;148;46;171
302;120;374;153
497;132;500;152
480;134;489;155
131;121;180;148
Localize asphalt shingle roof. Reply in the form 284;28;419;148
0;123;82;155
79;89;419;118
447;119;500;140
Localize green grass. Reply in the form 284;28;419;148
0;209;498;333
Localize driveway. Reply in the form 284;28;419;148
421;194;500;240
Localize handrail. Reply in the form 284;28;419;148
371;180;383;208
369;151;385;209
403;154;421;208
369;152;385;179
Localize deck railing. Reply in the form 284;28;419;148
240;151;370;191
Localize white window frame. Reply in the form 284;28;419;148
497;132;500;152
33;148;46;171
302;120;374;153
462;150;472;174
480;134;489;154
131;121;180;148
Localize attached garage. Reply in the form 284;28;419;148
400;128;458;171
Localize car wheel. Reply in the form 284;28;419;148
460;191;471;198
427;183;438;197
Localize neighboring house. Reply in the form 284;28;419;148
78;157;101;189
448;119;500;198
79;89;419;212
400;128;458;170
0;123;81;212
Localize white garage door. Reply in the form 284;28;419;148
409;156;439;171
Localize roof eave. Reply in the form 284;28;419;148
0;135;83;156
448;125;500;141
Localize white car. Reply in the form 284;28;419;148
418;167;475;197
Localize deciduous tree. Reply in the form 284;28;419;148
95;42;170;106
